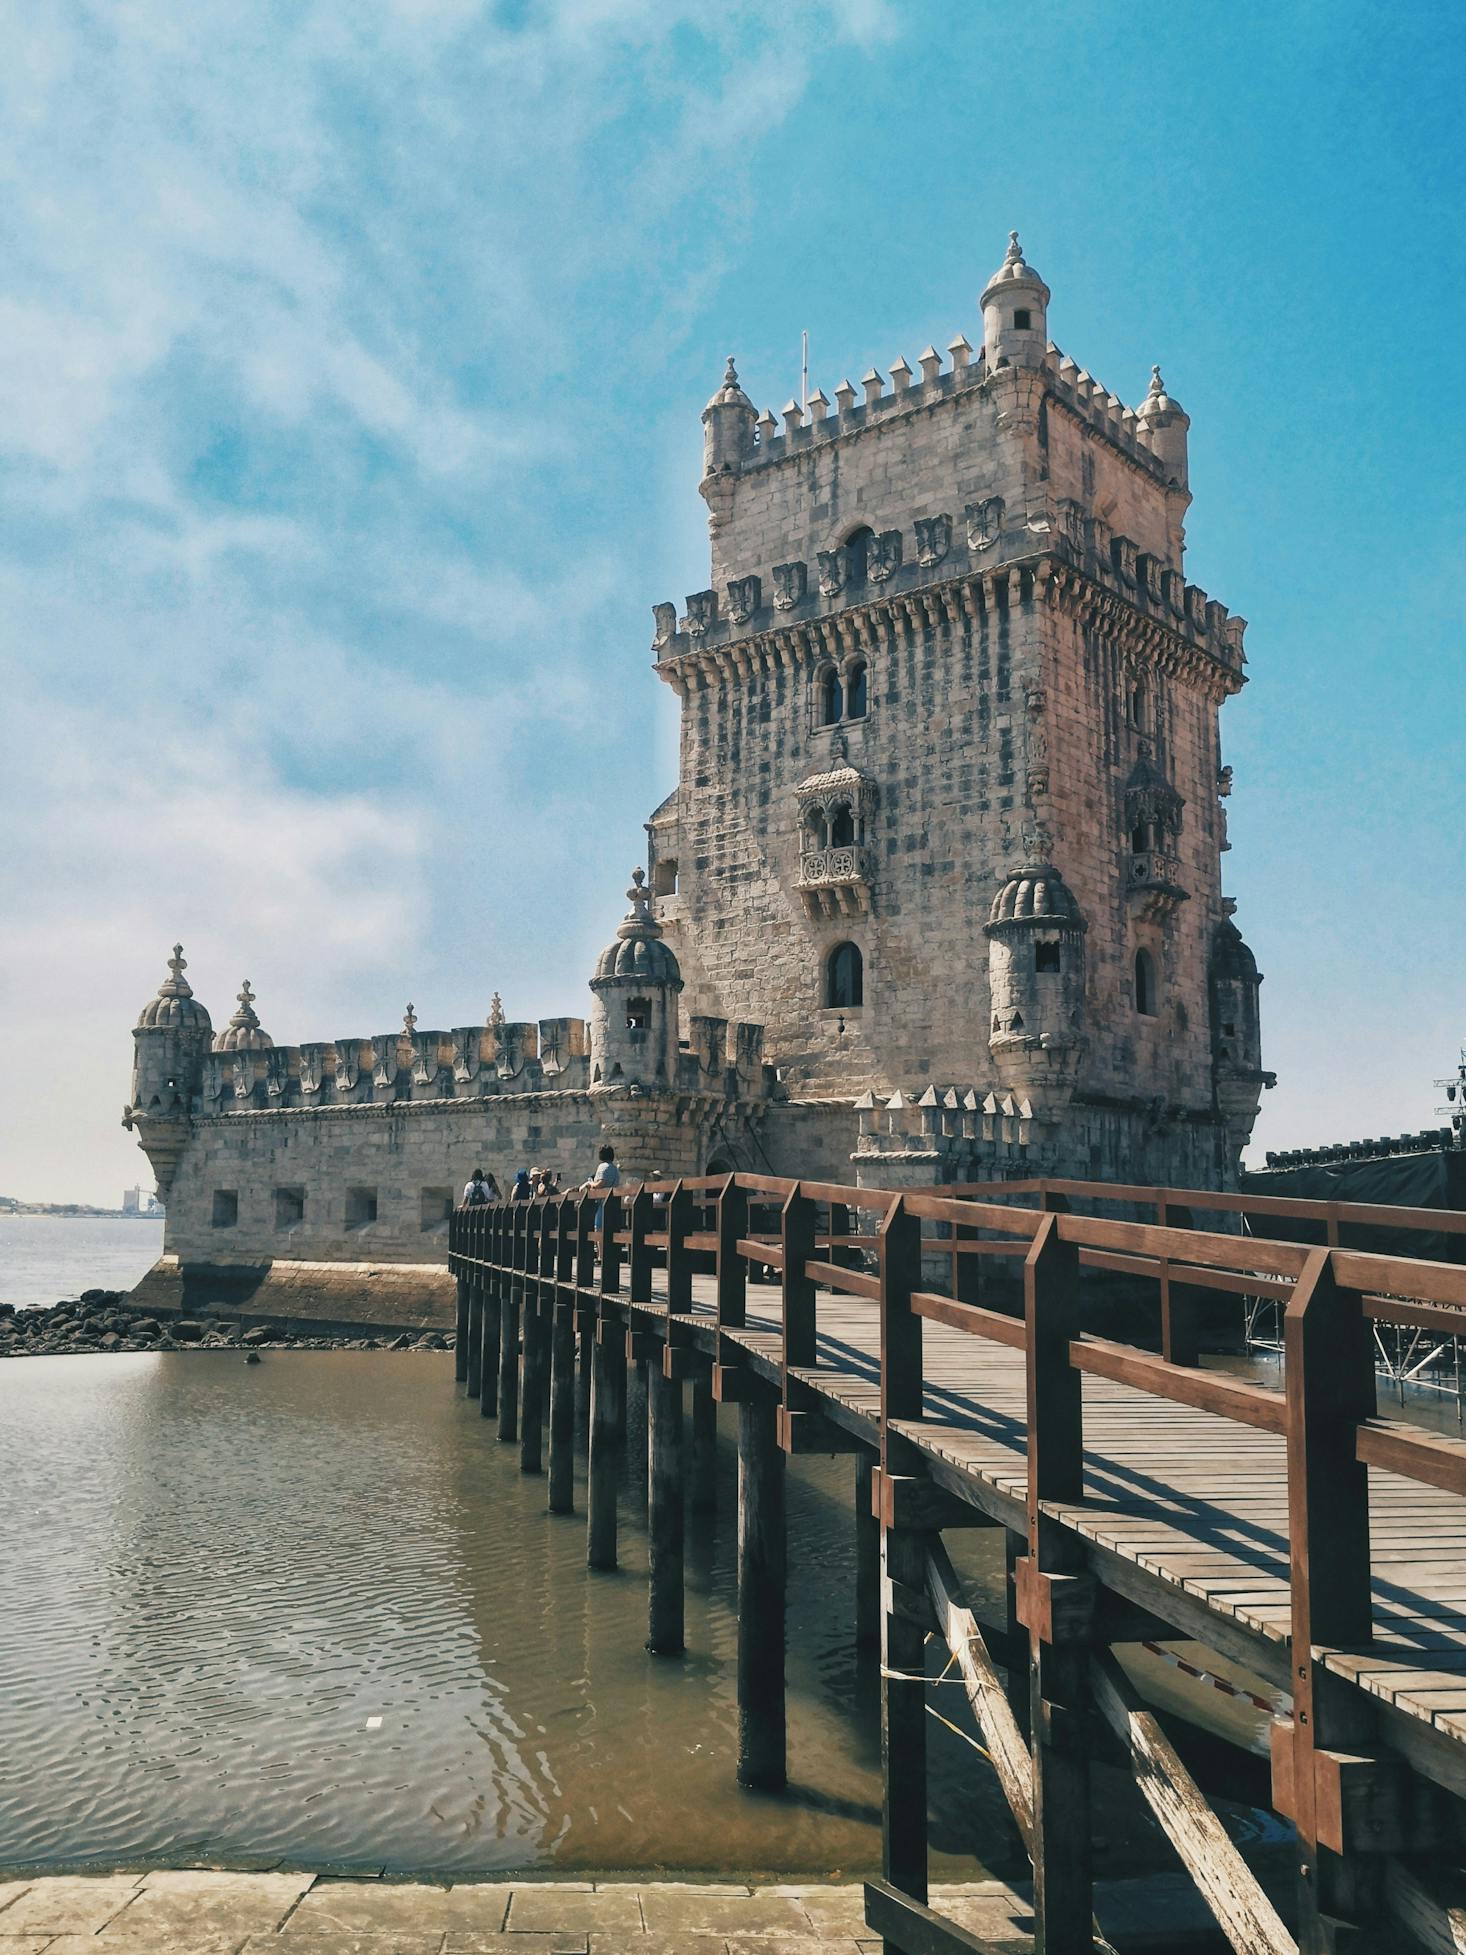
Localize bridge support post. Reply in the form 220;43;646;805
737;1388;786;1789
547;1203;579;1515
498;1269;520;1445
855;1451;879;1657
1021;1209;1094;1955
455;1274;470;1384
647;1352;685;1656
464;1278;482;1398
691;1367;717;1514
588;1309;626;1571
479;1272;501;1422
520;1300;547;1473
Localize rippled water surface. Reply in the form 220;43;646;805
0;1351;1024;1877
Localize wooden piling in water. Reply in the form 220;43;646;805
854;1451;879;1656
498;1207;522;1445
647;1353;685;1655
690;1368;717;1514
547;1201;578;1515
455;1275;470;1384
464;1279;483;1398
736;1389;786;1790
588;1307;626;1570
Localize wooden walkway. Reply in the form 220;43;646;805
449;1174;1466;1955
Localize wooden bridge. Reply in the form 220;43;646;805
448;1173;1466;1955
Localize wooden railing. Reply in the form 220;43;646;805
449;1169;1466;1955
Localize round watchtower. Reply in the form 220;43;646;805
124;945;213;1198
984;862;1088;1121
1135;365;1190;490
213;980;273;1053
589;869;684;1092
980;232;1050;372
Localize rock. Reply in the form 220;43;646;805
133;1318;161;1337
242;1326;270;1346
98;1332;122;1350
245;1351;262;1365
415;1331;445;1350
388;1333;412;1350
171;1320;204;1343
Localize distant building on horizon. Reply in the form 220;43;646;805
124;236;1271;1324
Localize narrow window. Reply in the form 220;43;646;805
1035;941;1061;974
1223;1021;1237;1038
845;525;872;587
1135;949;1157;1017
212;1190;238;1228
626;997;650;1033
826;941;864;1009
820;666;843;725
652;857;679;896
846;659;868;719
274;1186;305;1229
1129;678;1151;734
1131;823;1150;855
346;1185;378;1228
1010;1011;1025;1031
1013;308;1032;331
420;1187;453;1232
829;804;855;848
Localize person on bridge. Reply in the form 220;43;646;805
510;1168;533;1201
461;1168;499;1207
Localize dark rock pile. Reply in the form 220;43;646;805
0;1292;453;1358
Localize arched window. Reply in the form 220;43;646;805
626;997;650;1032
829;804;855;848
1134;949;1157;1017
1129;677;1151;735
826;941;864;1009
820;666;844;725
845;526;873;587
845;659;868;719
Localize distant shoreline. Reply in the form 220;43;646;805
0;1207;164;1222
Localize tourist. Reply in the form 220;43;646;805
539;1168;563;1198
579;1143;620;1235
461;1167;498;1207
510;1168;533;1202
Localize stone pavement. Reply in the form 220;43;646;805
0;1870;1044;1955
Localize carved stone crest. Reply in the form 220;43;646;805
685;589;717;636
726;574;761;624
651;601;677;649
965;496;1004;551
867;530;903;583
1112;535;1138;586
1058;499;1085;553
816;549;844;598
772;560;807;610
914;514;951;567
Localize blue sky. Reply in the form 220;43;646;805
0;0;1461;1204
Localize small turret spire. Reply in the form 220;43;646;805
1148;363;1165;398
213;978;273;1053
403;1002;417;1036
1004;229;1022;265
488;991;505;1033
618;866;663;940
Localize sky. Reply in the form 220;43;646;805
0;0;1462;1205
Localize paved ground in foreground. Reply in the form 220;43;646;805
0;1866;1246;1954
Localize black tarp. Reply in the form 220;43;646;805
1241;1150;1466;1261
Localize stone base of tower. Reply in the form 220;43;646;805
129;1254;457;1338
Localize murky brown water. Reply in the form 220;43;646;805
0;1351;1037;1878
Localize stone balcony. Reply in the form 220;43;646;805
797;844;875;919
1125;848;1188;920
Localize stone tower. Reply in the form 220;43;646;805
647;235;1269;1183
123;946;213;1199
589;868;685;1092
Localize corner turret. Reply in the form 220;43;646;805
1135;365;1189;490
123;945;213;1198
700;357;757;529
985;862;1088;1121
213;980;273;1053
1209;914;1274;1161
589;868;684;1091
980;231;1049;371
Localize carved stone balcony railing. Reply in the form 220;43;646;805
797;844;874;919
1125;848;1188;920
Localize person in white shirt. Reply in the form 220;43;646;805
580;1144;621;1232
461;1168;500;1206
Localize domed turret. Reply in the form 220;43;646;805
984;862;1087;1121
589;868;684;1090
124;945;213;1199
980;231;1050;372
1135;364;1190;490
1210;914;1272;1160
213;980;274;1053
700;357;757;525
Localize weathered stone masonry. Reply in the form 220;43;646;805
125;235;1270;1315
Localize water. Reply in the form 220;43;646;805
0;1351;1030;1879
0;1215;164;1310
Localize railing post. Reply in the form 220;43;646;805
454;1220;470;1384
589;1192;626;1572
782;1182;818;1385
1020;1209;1092;1955
1158;1195;1201;1368
628;1187;654;1304
575;1196;595;1432
499;1202;524;1444
520;1202;549;1474
876;1193;928;1929
1280;1248;1380;1951
665;1180;692;1316
548;1198;577;1514
831;1200;855;1269
716;1175;748;1330
480;1208;501;1421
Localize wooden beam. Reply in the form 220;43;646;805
925;1539;1034;1853
862;1880;1009;1955
647;1361;684;1656
454;1275;470;1384
587;1305;626;1572
548;1289;575;1515
912;1290;1026;1351
1090;1647;1296;1955
737;1391;786;1790
1385;1860;1466;1955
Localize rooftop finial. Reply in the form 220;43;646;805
403;1002;417;1036
724;355;739;386
1005;229;1022;264
158;945;195;998
237;980;255;1012
1149;364;1165;397
627;866;652;917
488;991;505;1032
169;945;187;980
